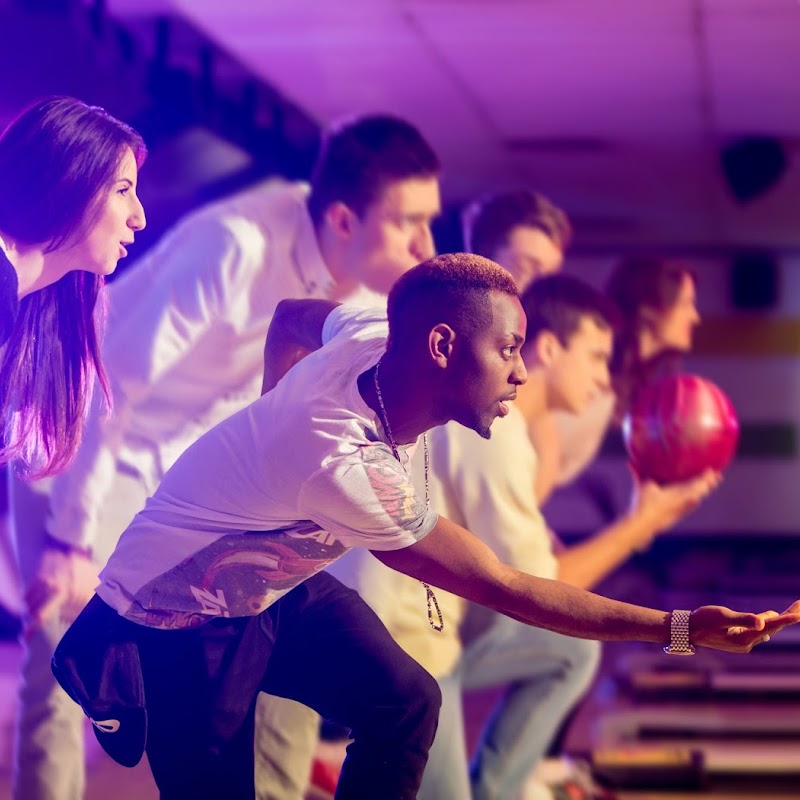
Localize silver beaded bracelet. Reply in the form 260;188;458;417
663;609;696;655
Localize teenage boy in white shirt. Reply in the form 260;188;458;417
328;273;698;800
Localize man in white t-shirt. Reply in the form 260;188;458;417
53;254;798;800
11;114;440;800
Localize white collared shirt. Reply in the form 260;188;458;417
47;180;384;550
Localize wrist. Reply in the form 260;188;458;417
45;533;92;560
663;609;696;655
623;511;657;553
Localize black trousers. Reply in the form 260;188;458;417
133;571;441;799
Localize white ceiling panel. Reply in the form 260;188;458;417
101;0;800;249
706;2;800;134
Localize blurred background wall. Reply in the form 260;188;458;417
2;0;800;540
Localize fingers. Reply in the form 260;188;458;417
780;600;800;616
726;610;765;630
684;469;721;501
23;590;64;637
744;610;800;648
762;612;800;635
665;469;720;499
694;605;798;653
24;578;58;620
659;470;719;506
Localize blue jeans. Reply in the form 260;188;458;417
417;610;601;800
10;471;141;800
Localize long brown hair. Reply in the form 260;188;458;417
0;96;146;478
605;256;696;421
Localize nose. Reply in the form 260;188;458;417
410;225;435;263
512;354;527;386
130;196;146;232
598;363;611;391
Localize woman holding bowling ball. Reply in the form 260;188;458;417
532;256;701;500
606;256;699;423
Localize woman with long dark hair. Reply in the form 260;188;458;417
605;255;699;422
534;255;701;499
0;95;146;478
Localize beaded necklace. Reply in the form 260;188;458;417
373;357;444;632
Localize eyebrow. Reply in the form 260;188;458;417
401;211;438;221
117;177;134;186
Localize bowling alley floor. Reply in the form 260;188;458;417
0;639;798;799
0;636;797;800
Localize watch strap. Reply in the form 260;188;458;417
663;609;695;655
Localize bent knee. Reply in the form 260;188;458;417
406;664;441;745
393;658;442;718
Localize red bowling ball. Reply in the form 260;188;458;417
622;373;740;484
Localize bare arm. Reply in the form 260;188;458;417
556;470;719;589
373;515;800;652
261;299;340;395
556;512;650;589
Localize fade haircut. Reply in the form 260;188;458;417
521;273;620;348
386;252;519;352
307;114;440;227
463;189;572;259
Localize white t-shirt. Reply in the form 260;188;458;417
553;390;616;486
98;307;438;629
328;403;557;676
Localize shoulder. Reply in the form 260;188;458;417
207;179;308;234
322;305;388;344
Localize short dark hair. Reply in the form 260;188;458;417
463;189;572;259
521;273;620;347
387;252;518;351
307;114;440;227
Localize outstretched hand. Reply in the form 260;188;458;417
690;602;800;653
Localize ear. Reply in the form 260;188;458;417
429;323;456;368
324;202;357;241
638;306;660;330
535;330;562;366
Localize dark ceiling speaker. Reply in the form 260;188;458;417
730;251;779;310
721;136;787;203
